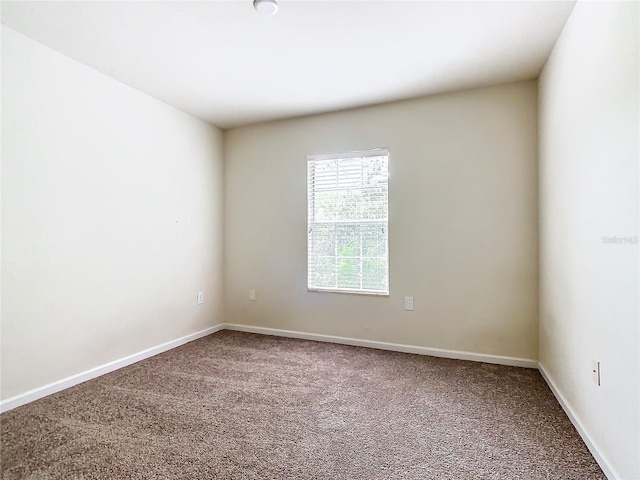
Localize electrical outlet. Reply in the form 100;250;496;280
197;292;204;304
249;289;256;301
592;359;600;386
404;296;414;311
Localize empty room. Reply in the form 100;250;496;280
1;0;638;479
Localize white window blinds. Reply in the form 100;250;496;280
307;148;389;295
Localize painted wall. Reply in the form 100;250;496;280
1;27;225;401
538;2;639;478
224;81;539;362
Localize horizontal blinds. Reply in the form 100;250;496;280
308;148;389;162
307;150;389;294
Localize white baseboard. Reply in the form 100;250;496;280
0;322;538;413
0;324;224;413
1;321;619;479
222;323;538;368
538;364;618;480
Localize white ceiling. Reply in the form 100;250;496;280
1;0;575;128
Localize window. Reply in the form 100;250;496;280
307;148;389;295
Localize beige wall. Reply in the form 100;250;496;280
0;26;225;401
224;81;539;361
539;2;639;479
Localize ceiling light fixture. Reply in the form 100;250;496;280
253;0;278;15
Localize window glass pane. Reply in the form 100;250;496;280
314;189;339;222
312;257;337;289
361;224;386;257
362;258;387;291
337;258;360;290
312;225;336;257
336;224;359;257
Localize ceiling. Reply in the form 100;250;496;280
1;1;575;129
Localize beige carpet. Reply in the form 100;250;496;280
1;330;604;479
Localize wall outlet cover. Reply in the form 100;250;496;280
404;296;414;311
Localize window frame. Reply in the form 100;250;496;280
306;148;390;296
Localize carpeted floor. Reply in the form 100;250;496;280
1;330;604;479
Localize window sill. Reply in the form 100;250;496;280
307;287;389;297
